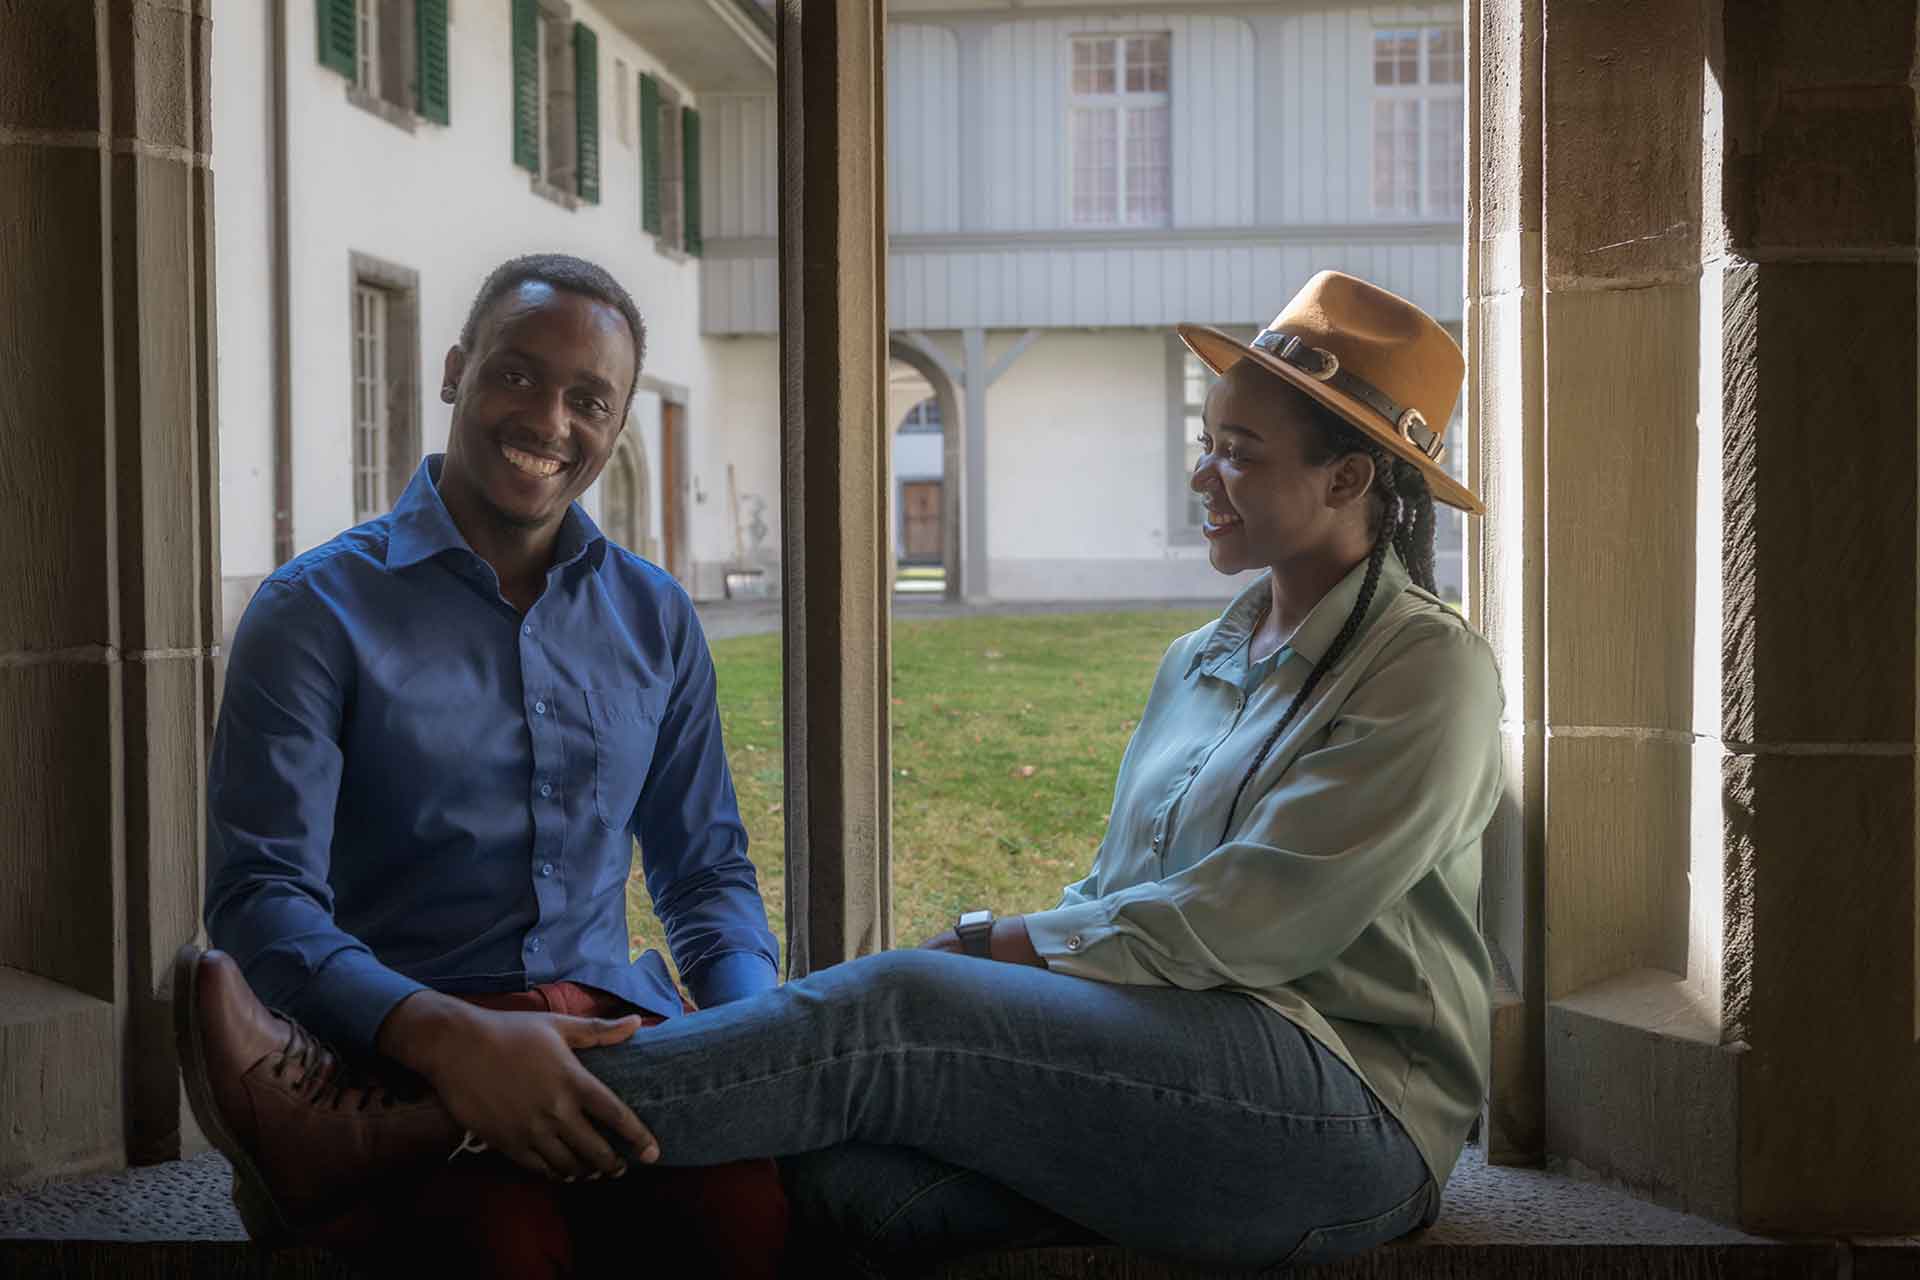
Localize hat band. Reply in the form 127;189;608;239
1250;328;1445;463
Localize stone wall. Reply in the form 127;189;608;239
1;0;220;1186
1470;0;1918;1235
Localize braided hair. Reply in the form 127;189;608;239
1215;391;1439;844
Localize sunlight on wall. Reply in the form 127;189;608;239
1689;52;1727;1030
1689;252;1727;1028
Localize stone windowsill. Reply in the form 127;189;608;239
531;177;581;212
344;86;417;134
5;1143;1914;1278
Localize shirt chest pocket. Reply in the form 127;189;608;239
583;688;664;831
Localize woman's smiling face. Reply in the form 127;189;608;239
1190;361;1370;576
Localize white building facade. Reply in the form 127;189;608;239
704;0;1469;602
213;0;781;634
214;0;1466;621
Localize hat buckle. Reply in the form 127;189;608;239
1396;408;1444;463
1250;328;1340;382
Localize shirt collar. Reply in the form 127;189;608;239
1187;545;1412;680
386;454;609;573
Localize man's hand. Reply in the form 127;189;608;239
919;916;1047;968
376;991;656;1180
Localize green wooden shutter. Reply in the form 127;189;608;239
682;107;702;256
639;73;662;233
415;0;450;125
573;23;600;203
511;0;539;173
316;0;355;78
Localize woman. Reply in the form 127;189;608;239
188;272;1504;1272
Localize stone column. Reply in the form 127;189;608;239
0;0;220;1185
1465;0;1548;1165
777;0;893;975
1472;0;1919;1233
1716;0;1918;1232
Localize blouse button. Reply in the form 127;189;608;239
534;700;547;715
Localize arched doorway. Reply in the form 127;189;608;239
890;378;945;593
886;337;962;600
602;435;655;562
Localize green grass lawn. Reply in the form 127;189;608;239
627;607;1220;972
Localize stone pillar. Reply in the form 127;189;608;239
777;0;893;975
1465;0;1548;1165
961;326;991;602
1472;0;1920;1233
1717;0;1918;1232
0;0;220;1185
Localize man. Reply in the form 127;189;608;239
180;254;785;1276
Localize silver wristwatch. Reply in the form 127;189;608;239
955;909;995;959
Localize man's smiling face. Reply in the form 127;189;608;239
440;281;638;532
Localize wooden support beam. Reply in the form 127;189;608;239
777;0;892;976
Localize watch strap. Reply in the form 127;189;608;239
955;909;995;959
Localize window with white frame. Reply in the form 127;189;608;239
332;0;451;127
1180;349;1213;528
1069;34;1171;228
354;0;381;97
897;396;942;435
615;57;632;147
1371;27;1465;218
348;253;421;525
1167;341;1216;543
658;81;686;250
351;284;391;523
538;12;567;189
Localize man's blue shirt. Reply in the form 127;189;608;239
205;456;779;1053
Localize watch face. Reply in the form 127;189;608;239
955;910;994;958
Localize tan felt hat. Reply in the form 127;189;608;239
1177;271;1480;514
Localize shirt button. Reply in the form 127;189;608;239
534;700;546;715
523;624;533;637
1152;833;1162;848
528;936;543;953
539;782;553;797
1066;935;1083;951
540;862;554;877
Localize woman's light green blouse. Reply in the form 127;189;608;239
1022;548;1505;1188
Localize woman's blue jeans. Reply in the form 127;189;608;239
577;949;1433;1269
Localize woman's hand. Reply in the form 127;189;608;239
919;917;1048;968
920;929;965;955
377;991;657;1180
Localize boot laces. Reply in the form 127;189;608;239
269;1019;403;1111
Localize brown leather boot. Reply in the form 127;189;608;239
172;944;463;1242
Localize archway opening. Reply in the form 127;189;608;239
602;434;654;563
888;359;947;595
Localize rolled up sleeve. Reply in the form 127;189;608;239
1024;623;1503;990
204;580;427;1054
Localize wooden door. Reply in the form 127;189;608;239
901;480;942;563
660;400;686;582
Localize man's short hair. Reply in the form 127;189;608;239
459;254;647;400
